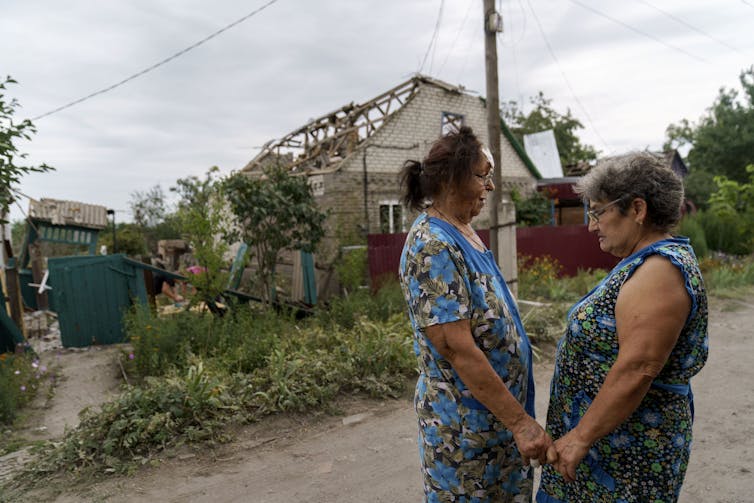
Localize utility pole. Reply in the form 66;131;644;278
483;0;503;258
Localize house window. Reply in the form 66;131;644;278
441;112;464;136
379;201;405;234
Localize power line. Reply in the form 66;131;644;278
637;0;743;54
437;0;474;74
524;0;611;153
32;0;281;121
419;0;445;74
567;0;708;64
741;0;754;8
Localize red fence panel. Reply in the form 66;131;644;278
367;225;618;285
516;225;619;276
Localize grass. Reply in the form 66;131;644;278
700;254;754;298
4;282;414;489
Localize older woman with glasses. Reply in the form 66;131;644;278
537;152;709;503
399;126;552;502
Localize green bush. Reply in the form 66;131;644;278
0;350;47;425
313;280;405;329
513;189;551;227
677;213;709;258
124;306;281;378
335;247;368;293
698;209;754;255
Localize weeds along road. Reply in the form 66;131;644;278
32;298;754;502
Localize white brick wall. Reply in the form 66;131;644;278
330;82;537;230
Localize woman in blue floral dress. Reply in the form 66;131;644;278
399;127;552;502
537;152;709;502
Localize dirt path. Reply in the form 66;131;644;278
10;298;754;502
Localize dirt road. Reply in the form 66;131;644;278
15;297;754;502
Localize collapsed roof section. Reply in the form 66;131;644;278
241;75;465;175
28;198;108;230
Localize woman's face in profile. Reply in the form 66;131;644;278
453;158;494;219
588;198;638;257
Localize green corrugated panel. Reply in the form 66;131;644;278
48;255;151;348
301;251;317;305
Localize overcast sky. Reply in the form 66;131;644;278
2;0;752;222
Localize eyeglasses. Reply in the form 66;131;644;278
587;198;622;223
475;172;494;185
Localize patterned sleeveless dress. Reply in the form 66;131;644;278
537;237;708;503
400;213;536;503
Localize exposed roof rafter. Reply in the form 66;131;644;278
242;74;465;175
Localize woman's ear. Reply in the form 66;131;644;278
631;198;648;224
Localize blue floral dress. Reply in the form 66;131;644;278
537;237;708;503
399;213;536;503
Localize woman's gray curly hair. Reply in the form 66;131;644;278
575;151;684;232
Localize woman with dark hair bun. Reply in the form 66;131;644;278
399;126;552;502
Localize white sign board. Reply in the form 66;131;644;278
308;175;325;197
523;129;563;179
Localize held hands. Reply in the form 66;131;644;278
550;429;591;482
510;416;554;467
510;418;591;480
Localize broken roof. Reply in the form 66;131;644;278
28;198;109;230
241;74;539;178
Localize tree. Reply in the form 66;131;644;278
128;184;183;253
97;223;148;256
223;167;327;304
695;165;754;255
0;76;54;222
665;66;754;206
129;185;167;228
502;92;599;167
171;167;230;310
511;189;550;227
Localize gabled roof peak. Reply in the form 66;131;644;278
241;74;471;175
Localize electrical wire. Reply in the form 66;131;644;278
428;0;446;73
741;0;754;8
524;0;611;153
437;0;474;75
499;0;527;46
637;0;743;54
419;0;445;75
32;0;281;121
567;0;709;64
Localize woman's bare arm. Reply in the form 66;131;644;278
425;320;551;464
552;255;691;481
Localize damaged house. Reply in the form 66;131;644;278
241;74;540;240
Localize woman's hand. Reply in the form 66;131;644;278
509;416;553;466
551;429;591;482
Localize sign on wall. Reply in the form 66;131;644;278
308;175;325;196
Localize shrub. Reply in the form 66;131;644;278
698;209;753;255
677;214;709;258
0;349;48;425
512;189;551;227
313;280;405;329
123;306;281;378
335;247;368;293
